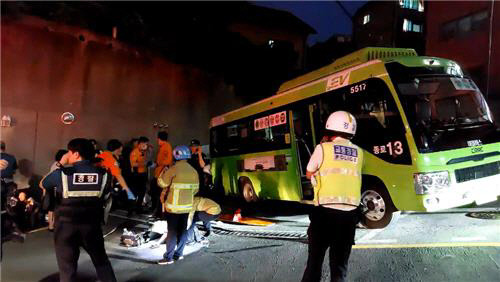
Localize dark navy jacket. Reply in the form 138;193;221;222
0;152;17;179
42;160;111;223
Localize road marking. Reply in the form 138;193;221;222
451;236;486;242
353;242;500;249
28;226;48;233
402;207;500;215
103;227;117;238
488;254;500;269
361;239;398;244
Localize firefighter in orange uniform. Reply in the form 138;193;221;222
151;131;172;217
129;136;149;213
98;139;131;194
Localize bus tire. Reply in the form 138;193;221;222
361;183;397;229
239;177;258;203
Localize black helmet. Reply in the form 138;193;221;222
190;139;201;146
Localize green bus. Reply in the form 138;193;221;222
209;47;500;228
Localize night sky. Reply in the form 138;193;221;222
253;1;367;45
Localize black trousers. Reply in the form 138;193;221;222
150;178;162;217
187;211;219;242
131;172;148;211
54;220;117;282
164;212;189;260
302;206;359;282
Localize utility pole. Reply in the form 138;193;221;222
486;0;494;99
335;1;353;23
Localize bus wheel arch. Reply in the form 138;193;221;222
238;177;258;203
361;176;398;229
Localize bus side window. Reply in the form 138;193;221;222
317;90;346;142
347;78;412;165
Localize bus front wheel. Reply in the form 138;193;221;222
361;184;396;229
239;177;258;203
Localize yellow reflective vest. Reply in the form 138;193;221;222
158;160;199;214
313;138;363;209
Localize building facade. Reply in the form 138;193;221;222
227;3;315;70
353;0;425;55
426;1;499;121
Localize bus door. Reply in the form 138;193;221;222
291;104;317;200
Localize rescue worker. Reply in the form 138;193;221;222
301;111;363;282
40;138;117;282
89;139;103;155
151;131;173;218
0;141;17;191
188;139;208;192
129;136;149;213
186;196;221;244
98;139;132;194
98;139;135;222
157;145;199;265
120;138;138;187
1;141;23;260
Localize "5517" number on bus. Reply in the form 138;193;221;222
350;83;367;94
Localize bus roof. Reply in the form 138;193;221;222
278;47;417;94
210;47;418;128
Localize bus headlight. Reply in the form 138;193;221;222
414;171;450;195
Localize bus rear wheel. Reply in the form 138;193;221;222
361;184;396;229
239;177;258;203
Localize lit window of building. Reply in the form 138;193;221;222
399;0;424;12
403;19;423;33
363;14;371;25
418;0;424;12
268;39;275;48
413;24;422;33
403;18;411;32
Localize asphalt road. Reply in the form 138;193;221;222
2;200;499;282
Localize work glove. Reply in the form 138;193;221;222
126;189;137;201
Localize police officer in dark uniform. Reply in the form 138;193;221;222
41;138;117;282
187;139;208;192
1;140;17;207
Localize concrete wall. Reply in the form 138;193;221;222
1;16;243;174
228;22;306;68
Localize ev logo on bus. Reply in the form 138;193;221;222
326;71;350;91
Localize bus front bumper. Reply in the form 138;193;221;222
422;174;500;212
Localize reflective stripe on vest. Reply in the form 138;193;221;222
166;182;199;213
315;141;362;208
318;167;359;177
61;172;107;199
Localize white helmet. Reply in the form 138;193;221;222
325;111;357;135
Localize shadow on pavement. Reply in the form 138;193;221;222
108;253;156;264
39;273;97;282
209;243;283;254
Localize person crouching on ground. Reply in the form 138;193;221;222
186;196;221;244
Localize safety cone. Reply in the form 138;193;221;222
232;208;242;222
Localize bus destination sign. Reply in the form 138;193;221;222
254;111;287;131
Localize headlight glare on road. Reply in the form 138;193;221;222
414;171;450;195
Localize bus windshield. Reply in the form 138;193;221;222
387;63;498;152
